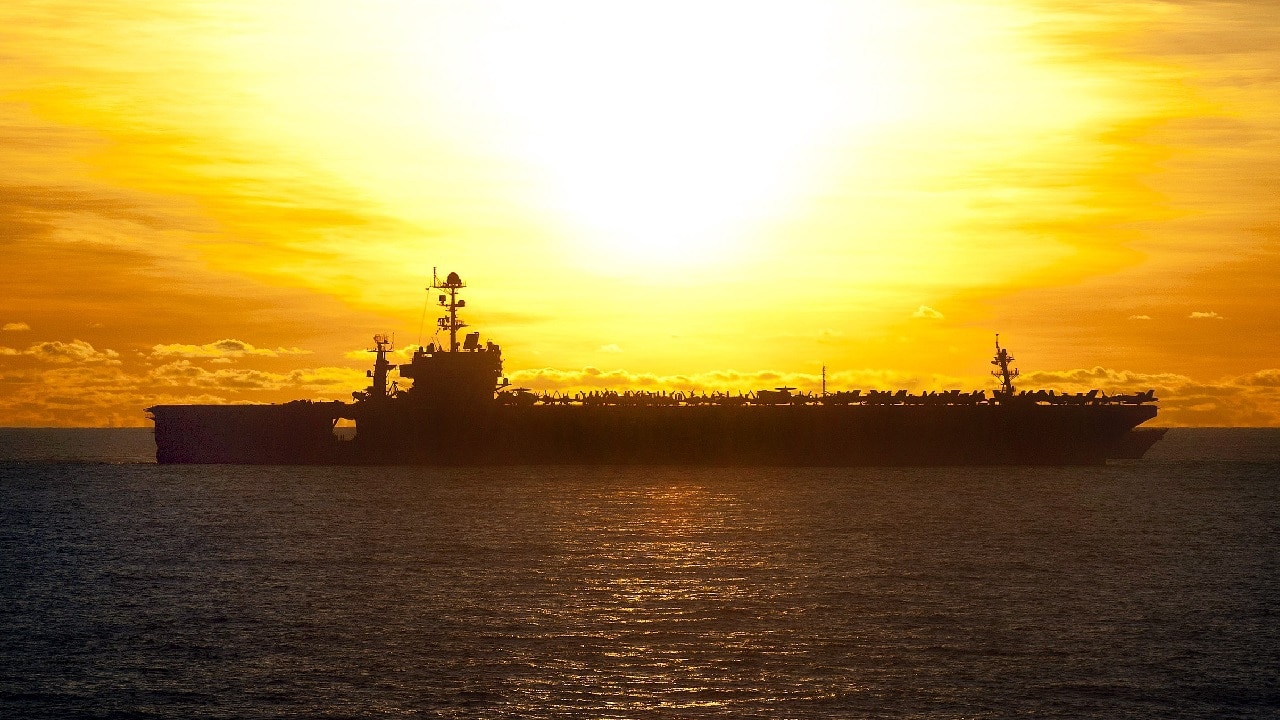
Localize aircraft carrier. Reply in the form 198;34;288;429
147;272;1162;465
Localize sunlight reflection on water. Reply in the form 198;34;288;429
1;430;1277;718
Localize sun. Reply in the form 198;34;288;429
175;0;1130;307
461;2;920;272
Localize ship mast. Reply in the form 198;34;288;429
991;334;1019;395
431;268;467;352
367;333;394;399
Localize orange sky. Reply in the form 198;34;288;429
2;0;1278;427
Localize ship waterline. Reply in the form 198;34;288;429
147;272;1161;466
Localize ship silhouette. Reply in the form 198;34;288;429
148;272;1162;465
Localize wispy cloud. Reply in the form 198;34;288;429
150;339;312;359
1188;311;1223;320
912;305;945;320
2;322;30;331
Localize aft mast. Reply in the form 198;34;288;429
991;334;1020;395
356;333;396;402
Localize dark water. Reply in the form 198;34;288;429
1;429;1276;718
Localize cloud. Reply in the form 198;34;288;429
1188;311;1223;319
510;367;661;390
1021;367;1191;390
912;305;945;320
0;339;371;425
0;181;180;246
505;366;967;394
0;339;122;365
343;344;421;362
1020;366;1280;426
3;349;1280;426
0;363;234;427
150;339;312;359
505;364;1280;426
1127;314;1151;321
150;360;363;392
2;322;30;331
1235;369;1280;388
598;344;623;353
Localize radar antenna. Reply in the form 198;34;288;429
431;268;468;352
991;333;1019;395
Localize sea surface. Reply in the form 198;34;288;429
1;428;1276;718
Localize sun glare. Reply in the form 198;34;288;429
160;0;1131;312
462;2;919;272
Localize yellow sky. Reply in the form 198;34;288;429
2;0;1278;426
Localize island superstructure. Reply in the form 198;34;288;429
148;271;1162;465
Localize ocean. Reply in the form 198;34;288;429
1;428;1276;718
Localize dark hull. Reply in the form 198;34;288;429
1106;426;1168;459
149;402;349;465
149;402;1159;466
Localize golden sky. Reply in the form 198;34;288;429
2;0;1278;426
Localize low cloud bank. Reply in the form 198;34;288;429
0;361;368;427
1020;367;1280;426
507;367;967;394
510;366;1280;426
0;335;360;426
151;339;311;359
2;339;1277;425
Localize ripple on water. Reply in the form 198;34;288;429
1;430;1278;718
